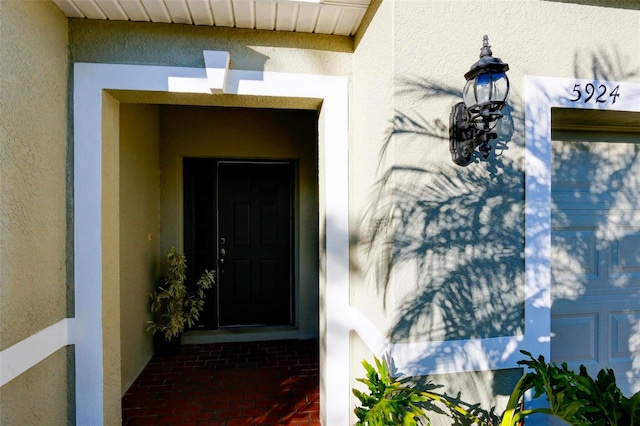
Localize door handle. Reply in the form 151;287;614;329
219;244;225;272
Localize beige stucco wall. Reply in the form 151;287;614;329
61;1;640;423
0;347;70;425
69;18;352;75
67;17;355;423
119;103;161;395
0;1;70;424
389;0;639;342
159;106;319;337
102;92;123;425
0;0;68;349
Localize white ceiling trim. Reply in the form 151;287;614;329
52;0;370;36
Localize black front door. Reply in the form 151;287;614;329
184;159;294;328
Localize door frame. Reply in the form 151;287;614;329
72;59;350;424
524;76;640;392
184;158;296;329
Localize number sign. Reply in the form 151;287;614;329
570;83;620;104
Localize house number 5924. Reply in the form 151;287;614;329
570;83;620;104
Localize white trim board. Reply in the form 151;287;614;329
0;319;70;387
523;76;640;418
525;77;640;347
73;60;351;425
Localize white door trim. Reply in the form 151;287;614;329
524;76;640;385
73;60;350;424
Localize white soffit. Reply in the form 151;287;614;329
52;0;371;36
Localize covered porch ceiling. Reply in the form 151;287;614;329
52;0;372;36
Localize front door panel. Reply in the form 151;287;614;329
217;162;293;327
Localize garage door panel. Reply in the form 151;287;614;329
552;229;598;280
552;188;617;209
551;313;598;364
552;136;640;395
611;234;640;277
610;311;640;361
551;210;608;230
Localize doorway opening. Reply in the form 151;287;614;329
121;105;321;420
157;105;319;344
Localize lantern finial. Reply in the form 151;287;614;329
480;35;492;58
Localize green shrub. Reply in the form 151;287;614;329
147;247;215;340
353;350;640;426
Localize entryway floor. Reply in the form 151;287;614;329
122;339;320;425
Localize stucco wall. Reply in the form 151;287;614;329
0;0;70;424
0;347;70;425
0;0;68;349
348;0;639;423
69;18;352;75
350;0;640;346
60;1;640;423
388;0;639;343
66;17;352;421
159;106;319;337
350;0;395;333
101;92;123;425
119;103;161;394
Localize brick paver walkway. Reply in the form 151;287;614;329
122;339;320;425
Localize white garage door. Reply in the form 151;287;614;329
551;133;640;396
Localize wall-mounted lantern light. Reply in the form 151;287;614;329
450;35;510;166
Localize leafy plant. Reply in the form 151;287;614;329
353;357;486;426
354;351;640;426
147;247;215;340
517;350;640;425
353;357;429;425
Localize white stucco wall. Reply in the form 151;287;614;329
350;0;639;344
348;0;639;423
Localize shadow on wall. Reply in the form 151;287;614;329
573;47;640;82
354;74;525;345
543;0;640;10
350;43;640;425
353;47;639;351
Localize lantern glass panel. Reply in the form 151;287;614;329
491;72;509;104
462;79;476;110
474;73;492;106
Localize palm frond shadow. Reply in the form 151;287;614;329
356;73;525;343
356;48;636;347
573;47;640;81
